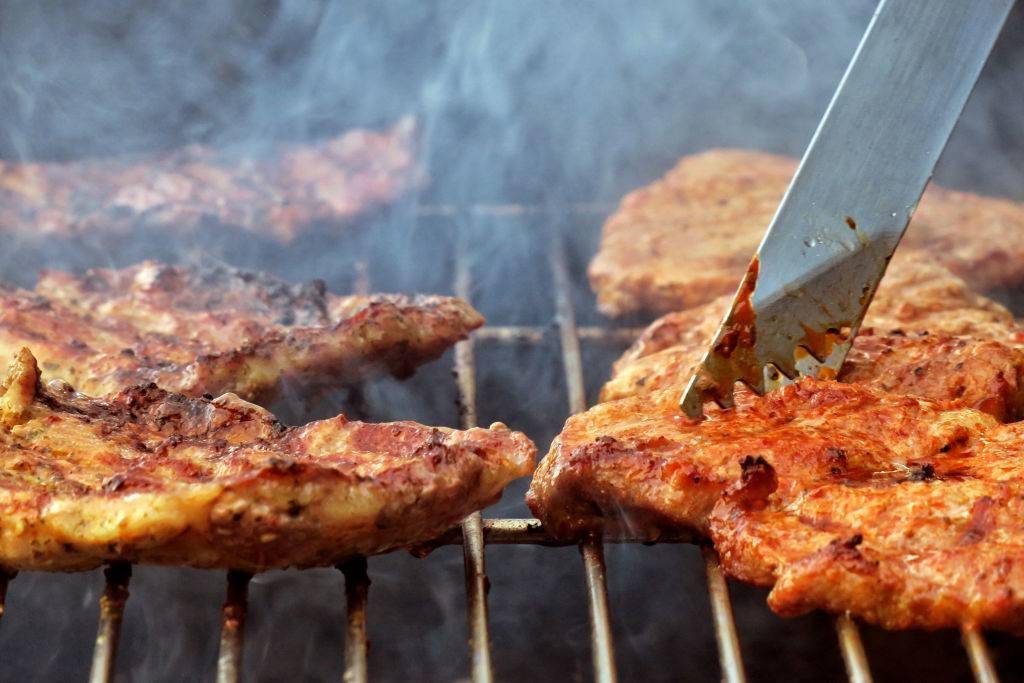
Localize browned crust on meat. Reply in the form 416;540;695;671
603;334;1024;421
528;377;1024;631
600;251;1024;410
589;149;792;316
0;348;535;572
590;149;1024;316
0;118;419;242
528;379;994;540
840;335;1024;422
709;447;1024;632
0;261;483;400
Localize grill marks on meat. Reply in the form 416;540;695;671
0;261;483;400
601;252;1024;419
0;118;417;243
589;148;1024;316
527;378;1024;631
0;348;534;572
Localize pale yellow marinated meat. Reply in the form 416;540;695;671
0;348;534;572
527;378;1024;632
0;261;483;400
0;118;417;242
590;148;1024;316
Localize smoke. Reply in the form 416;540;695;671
2;1;1020;201
0;1;1022;681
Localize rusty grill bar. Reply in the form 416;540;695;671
0;204;1006;681
454;230;496;683
216;570;251;683
88;563;131;683
341;557;370;683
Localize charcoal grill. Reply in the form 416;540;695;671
0;203;1010;683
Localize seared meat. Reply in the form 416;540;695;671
0;118;417;243
0;261;483;400
603;334;1024;421
590;149;1024;316
602;252;1024;415
529;379;987;540
527;378;1024;631
710;463;1024;632
0;348;534;572
839;335;1024;421
615;250;1017;369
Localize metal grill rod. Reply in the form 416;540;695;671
88;563;132;683
540;229;750;680
962;627;999;683
702;547;747;683
474;325;644;345
835;614;872;683
0;572;11;627
216;570;251;683
580;539;617;683
549;233;618;683
340;257;373;683
341;558;370;683
454;230;496;683
427;518;690;546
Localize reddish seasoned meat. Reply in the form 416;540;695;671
601;251;1024;414
0;261;482;400
603;333;1024;422
0;348;534;572
0;118;418;242
528;378;1024;631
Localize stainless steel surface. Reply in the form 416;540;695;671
341;558;370;683
702;547;747;683
682;0;1013;416
88;564;131;683
216;570;251;683
836;614;873;683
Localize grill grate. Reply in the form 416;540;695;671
0;204;1007;681
89;563;130;683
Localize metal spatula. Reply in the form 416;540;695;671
681;0;1015;418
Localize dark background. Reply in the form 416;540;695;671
0;1;1023;681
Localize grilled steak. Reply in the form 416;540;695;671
0;261;483;400
0;118;417;243
527;379;1024;631
589;149;1024;316
602;251;1024;417
0;348;534;572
